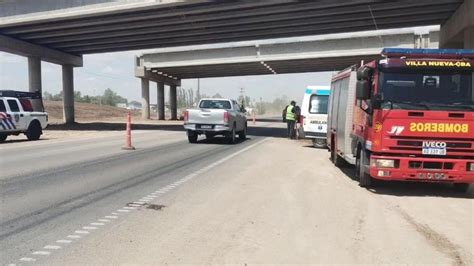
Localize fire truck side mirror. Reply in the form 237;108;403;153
356;80;371;100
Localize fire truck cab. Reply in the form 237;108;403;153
328;48;474;192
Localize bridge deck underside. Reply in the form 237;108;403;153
0;0;461;55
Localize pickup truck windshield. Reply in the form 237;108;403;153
199;100;231;109
379;70;474;111
309;95;329;114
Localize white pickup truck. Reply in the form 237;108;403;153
184;98;247;143
0;90;48;143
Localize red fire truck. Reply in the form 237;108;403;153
328;48;474;192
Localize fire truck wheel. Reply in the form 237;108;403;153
358;148;373;187
453;183;470;193
0;134;7;143
26;121;42;141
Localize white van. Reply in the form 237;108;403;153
299;86;330;148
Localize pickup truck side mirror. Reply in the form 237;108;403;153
356;80;371;100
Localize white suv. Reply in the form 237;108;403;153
0;90;48;143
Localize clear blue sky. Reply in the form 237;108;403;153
0;51;334;105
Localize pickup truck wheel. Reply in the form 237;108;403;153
453;183;470;193
187;131;198;143
26;121;42;141
0;134;7;143
227;127;236;144
358;148;373;188
239;124;247;140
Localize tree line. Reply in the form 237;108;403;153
43;88;128;107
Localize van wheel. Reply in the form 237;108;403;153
0;134;7;143
331;144;344;167
312;139;326;149
358;148;373;187
26;121;42;141
453;183;470;193
187;131;198;143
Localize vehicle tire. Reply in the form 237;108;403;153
331;146;344;167
227;126;236;144
453;183;470;193
358;148;373;187
0;134;7;143
239;124;247;140
26;121;42;141
187;131;198;143
312;139;326;149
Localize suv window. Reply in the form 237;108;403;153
7;99;20;112
0;100;6;112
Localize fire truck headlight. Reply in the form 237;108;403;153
373;159;396;168
468;163;474;171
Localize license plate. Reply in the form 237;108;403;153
200;125;212;129
422;148;446;155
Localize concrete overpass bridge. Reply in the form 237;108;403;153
135;27;440;120
0;0;472;123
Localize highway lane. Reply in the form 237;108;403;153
0;125;272;263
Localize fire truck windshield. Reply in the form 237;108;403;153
379;70;474;111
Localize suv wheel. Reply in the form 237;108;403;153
26;121;42;141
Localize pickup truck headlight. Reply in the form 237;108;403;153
371;159;396;168
468;163;474;171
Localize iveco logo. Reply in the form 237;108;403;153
388;126;405;135
422;141;447;148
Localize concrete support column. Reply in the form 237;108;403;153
62;65;75;124
141;78;150;120
464;27;474;49
157;82;165;120
28;57;42;111
169;84;177;120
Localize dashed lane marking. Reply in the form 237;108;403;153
98;219;111;222
67;235;81;239
91;222;105;226
32;251;50;256
105;215;118;219
75;230;89;234
19;258;36;262
44;245;61;250
56;240;72;244
83;226;98;230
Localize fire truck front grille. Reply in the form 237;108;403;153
408;161;454;170
389;136;474;154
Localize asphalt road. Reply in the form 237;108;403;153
0;120;473;264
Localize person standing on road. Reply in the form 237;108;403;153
285;101;297;139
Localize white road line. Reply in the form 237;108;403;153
105;216;118;219
98;219;110;222
139;199;151;202
83;226;97;230
133;201;145;205
75;230;89;234
91;222;105;226
56;240;72;244
117;209;130;213
19;257;36;262
111;212;119;215
67;235;81;239
32;251;50;255
128;204;142;207
123;206;137;210
44;245;61;250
